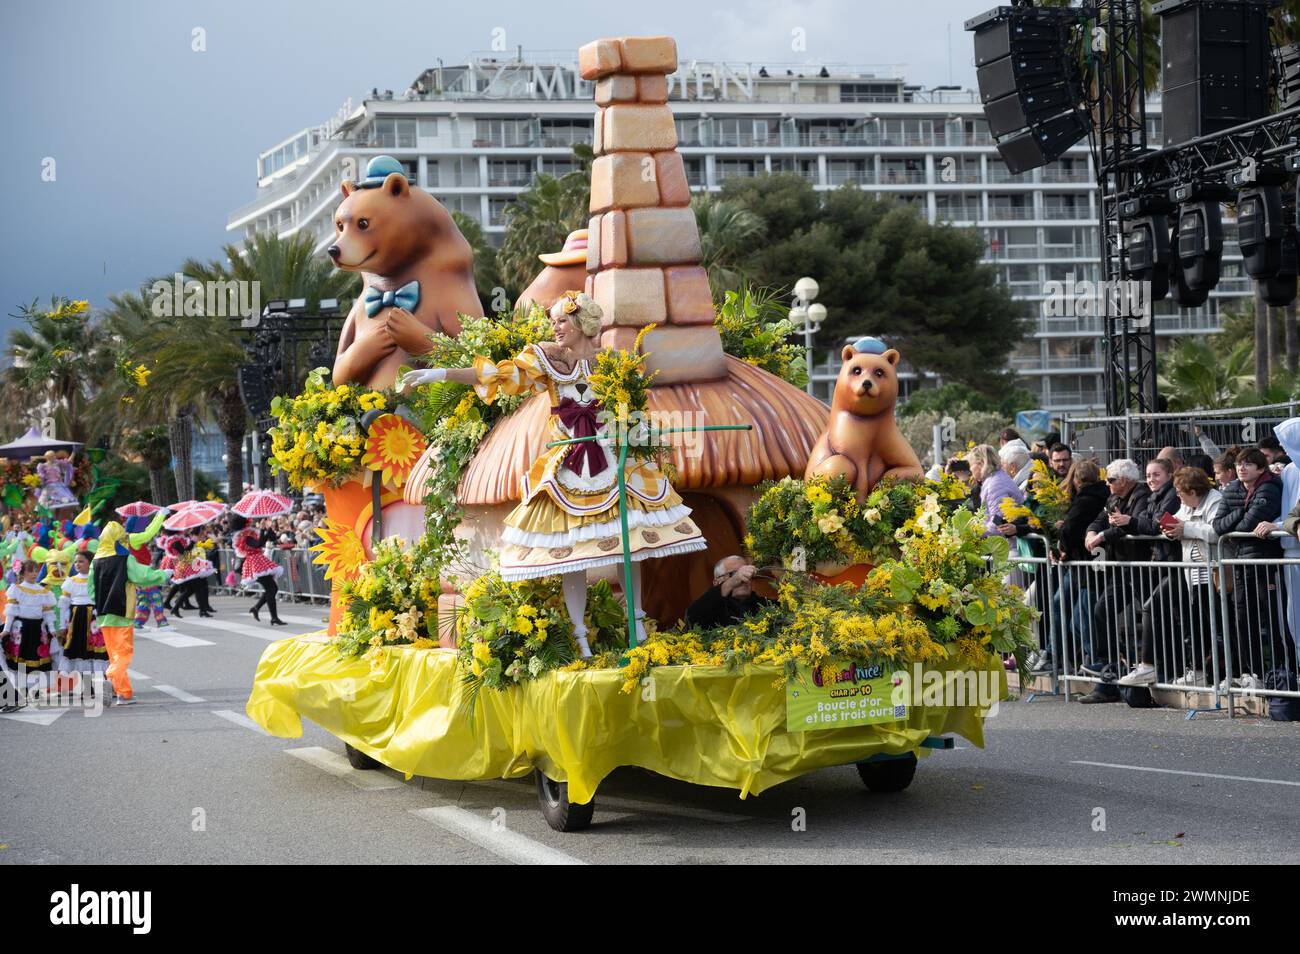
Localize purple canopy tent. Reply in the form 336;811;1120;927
0;427;84;459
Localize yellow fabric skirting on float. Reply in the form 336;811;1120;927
247;635;1004;805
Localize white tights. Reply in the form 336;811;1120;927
561;565;648;653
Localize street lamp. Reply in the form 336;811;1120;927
790;276;824;396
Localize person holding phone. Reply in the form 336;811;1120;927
1120;467;1221;688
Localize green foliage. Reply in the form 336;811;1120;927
713;286;808;387
452;211;502;310
899;381;1037;419
1158;337;1255;410
710;175;1029;387
495;148;593;299
692;196;766;296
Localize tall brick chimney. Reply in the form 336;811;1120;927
579;35;728;385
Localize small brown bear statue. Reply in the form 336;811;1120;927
804;336;923;500
329;155;484;389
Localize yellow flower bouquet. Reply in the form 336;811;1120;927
268;367;391;489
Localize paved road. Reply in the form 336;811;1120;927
3;594;1299;864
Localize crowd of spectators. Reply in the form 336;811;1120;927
934;425;1300;704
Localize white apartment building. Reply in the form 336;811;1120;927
227;51;1249;413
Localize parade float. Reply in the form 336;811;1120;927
246;35;1034;831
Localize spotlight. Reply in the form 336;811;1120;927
1170;181;1231;295
1233;176;1285;280
264;299;288;315
319;298;340;316
286;298;308;315
1261;226;1298;307
1169;234;1210;307
966;5;1086;175
1121;195;1175;302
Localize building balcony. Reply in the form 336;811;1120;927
1040;205;1090;219
986;205;1035;220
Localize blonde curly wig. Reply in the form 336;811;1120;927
550;290;603;338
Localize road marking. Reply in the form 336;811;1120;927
276;613;328;626
410;806;586;865
134;629;215;648
0;708;70;726
127;669;151;681
285;746;403;790
476;780;751;824
212;709;270;735
153;684;205;704
175;617;286;642
1072;760;1300;788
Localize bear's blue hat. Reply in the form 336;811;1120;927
850;336;887;355
358;155;408;189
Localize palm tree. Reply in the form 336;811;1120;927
125;425;173;505
496;147;593;300
692;196;766;297
453;211;503;309
167;232;359;495
1158;337;1255;410
3;297;116;443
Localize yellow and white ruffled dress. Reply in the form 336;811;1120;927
473;342;706;581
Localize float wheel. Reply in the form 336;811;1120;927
856;752;917;793
535;770;594;832
344;742;381;770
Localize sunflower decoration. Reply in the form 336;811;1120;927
361;413;427;488
311;518;368;582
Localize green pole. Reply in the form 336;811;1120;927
546;423;752;652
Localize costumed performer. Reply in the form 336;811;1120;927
399;290;707;658
125;515;170;632
89;511;170;706
4;558;56;691
232;518;284;625
59;549;107;685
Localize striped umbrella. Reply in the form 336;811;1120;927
163;502;227;531
115;501;167;518
231;490;293;519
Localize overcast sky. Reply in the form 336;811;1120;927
0;0;983;336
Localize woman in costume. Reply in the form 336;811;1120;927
233;518;284;625
4;558;56;690
399;291;706;657
35;451;78;512
58;550;107;683
163;537;216;618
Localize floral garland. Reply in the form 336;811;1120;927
333;538;443;661
745;473;971;571
455;572;625;697
268;368;390;488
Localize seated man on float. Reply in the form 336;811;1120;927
685;555;773;630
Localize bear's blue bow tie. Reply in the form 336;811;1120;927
363;281;420;317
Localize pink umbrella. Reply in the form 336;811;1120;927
231;490;293;519
116;501;167;518
170;499;202;511
163;502;227;532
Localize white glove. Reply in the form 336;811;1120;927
396;368;448;392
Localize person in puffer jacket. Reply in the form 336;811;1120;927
1222;448;1291;679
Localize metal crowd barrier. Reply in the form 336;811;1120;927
1014;530;1300;718
208;546;330;604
